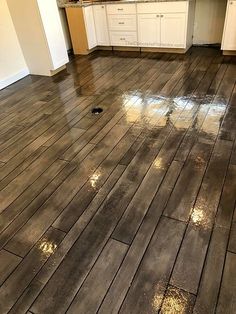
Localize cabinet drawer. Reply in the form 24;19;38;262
107;4;136;15
108;15;137;31
137;2;188;14
109;31;137;46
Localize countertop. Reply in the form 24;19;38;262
57;0;189;8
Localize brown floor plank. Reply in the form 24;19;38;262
0;128;85;213
164;140;213;221
160;285;195;314
6;165;126;314
53;125;141;232
5;124;130;257
67;239;128;314
0;96;93;182
216;252;236;314
0;250;21;286
0;227;65;314
119;217;186;314
215;164;236;229
170;140;232;294
193;226;229;314
30;127;172;313
0;159;67;224
112;130;185;244
0;96;90;162
228;222;236;253
0;162;76;249
0;146;48;189
0;49;235;313
99;160;183;313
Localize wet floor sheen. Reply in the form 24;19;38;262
0;47;235;313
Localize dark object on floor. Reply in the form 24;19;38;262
92;107;103;115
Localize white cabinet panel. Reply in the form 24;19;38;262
222;1;236;51
93;5;109;46
161;13;187;48
138;14;161;47
108;14;137;31
37;0;69;70
110;31;137;46
107;3;136;15
83;6;97;49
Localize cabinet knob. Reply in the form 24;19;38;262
160;14;164;17
156;14;159;17
101;5;104;8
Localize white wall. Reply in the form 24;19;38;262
7;0;69;76
193;0;228;45
0;0;28;90
7;0;53;76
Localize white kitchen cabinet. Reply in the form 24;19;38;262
93;5;110;46
137;2;192;49
138;14;161;47
161;13;186;48
83;6;97;49
67;1;195;53
222;0;236;51
138;12;186;48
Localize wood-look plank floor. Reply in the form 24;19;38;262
0;47;236;314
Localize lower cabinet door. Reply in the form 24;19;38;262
138;14;161;47
93;5;110;46
109;31;137;46
160;13;186;48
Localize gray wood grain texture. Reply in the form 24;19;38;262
216;252;236;314
119;217;186;314
0;48;235;313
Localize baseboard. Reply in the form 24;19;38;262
75;45;189;55
222;50;236;56
50;65;67;76
0;68;29;90
141;47;187;54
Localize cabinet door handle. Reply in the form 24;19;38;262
117;8;124;11
118;22;125;24
120;38;126;40
160;15;164;17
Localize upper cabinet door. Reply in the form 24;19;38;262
93;5;110;46
222;1;236;50
160;13;187;48
83;6;97;49
138;14;161;47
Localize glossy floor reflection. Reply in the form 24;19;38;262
0;47;235;314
